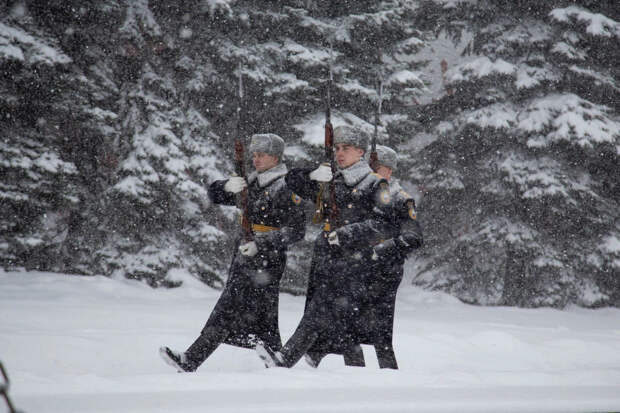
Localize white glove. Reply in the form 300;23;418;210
309;164;333;182
371;248;379;261
327;231;340;246
239;241;258;257
224;176;247;193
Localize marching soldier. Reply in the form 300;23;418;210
302;145;423;369
160;133;306;372
255;125;398;368
365;145;423;369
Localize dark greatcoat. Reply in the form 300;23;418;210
205;163;306;351
355;180;423;350
285;160;397;358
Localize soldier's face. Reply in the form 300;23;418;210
376;165;393;181
252;152;279;172
335;144;364;169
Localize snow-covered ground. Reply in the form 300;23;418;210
1;269;619;413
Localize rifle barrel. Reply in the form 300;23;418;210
235;63;252;241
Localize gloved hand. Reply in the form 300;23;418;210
239;241;258;257
371;248;379;261
224;176;248;193
309;164;333;182
327;231;340;246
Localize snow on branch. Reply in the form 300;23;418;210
113;175;152;203
295;111;383;148
339;78;376;98
0;22;71;65
200;0;235;18
599;234;620;270
499;154;586;201
463;217;538;245
515;65;560;90
399;36;425;53
550;6;620;39
34;151;77;175
349;10;396;27
119;0;161;42
568;65;620;93
282;41;332;68
550;42;587;61
266;73;312;96
518;94;620;153
447;56;516;84
386;70;425;88
464;103;518;130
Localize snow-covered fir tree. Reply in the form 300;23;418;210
408;1;619;307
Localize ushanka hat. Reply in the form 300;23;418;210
374;145;398;170
333;125;369;151
248;133;285;158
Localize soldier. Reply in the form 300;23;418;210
160;133;306;372
305;145;423;369
255;125;397;368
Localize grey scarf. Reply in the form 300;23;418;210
247;163;288;188
335;160;373;187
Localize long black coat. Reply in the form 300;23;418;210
355;181;423;347
285;161;397;354
206;164;305;350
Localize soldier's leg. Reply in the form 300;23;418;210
374;342;398;369
183;324;230;370
276;320;320;368
342;344;366;367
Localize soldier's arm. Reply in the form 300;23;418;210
333;180;398;250
254;191;306;251
373;199;423;261
285;168;320;200
208;179;237;206
335;218;398;251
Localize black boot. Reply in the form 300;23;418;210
304;351;325;368
255;341;286;368
256;319;320;368
159;346;196;372
375;343;398;369
343;344;366;367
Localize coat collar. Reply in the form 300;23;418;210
247;163;288;188
335;160;372;187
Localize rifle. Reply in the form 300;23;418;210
234;62;253;241
314;43;339;230
369;73;384;172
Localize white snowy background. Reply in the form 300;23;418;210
1;268;619;413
